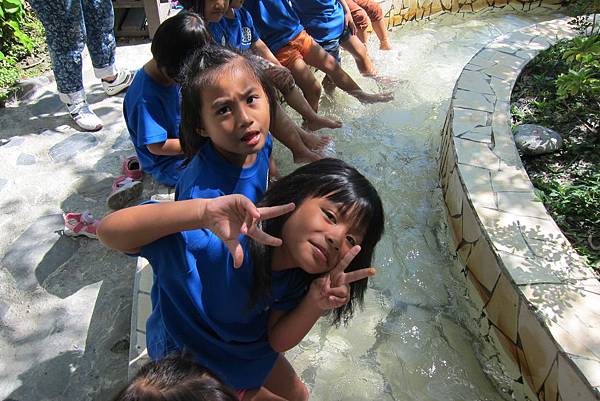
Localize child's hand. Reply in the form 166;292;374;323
203;195;295;268
309;245;377;310
344;13;356;36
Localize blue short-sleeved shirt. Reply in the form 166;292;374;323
242;0;304;53
290;0;344;43
210;8;260;50
175;133;272;202
142;224;309;389
123;68;185;186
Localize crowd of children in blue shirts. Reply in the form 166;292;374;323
94;0;392;399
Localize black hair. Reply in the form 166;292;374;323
178;45;277;161
151;11;213;82
249;158;385;326
111;353;238;401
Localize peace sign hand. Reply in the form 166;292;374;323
309;245;377;311
203;195;295;268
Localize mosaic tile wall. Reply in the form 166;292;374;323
438;16;600;401
379;0;566;26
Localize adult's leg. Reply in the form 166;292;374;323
27;0;85;98
81;0;118;79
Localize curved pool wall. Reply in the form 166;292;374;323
439;15;600;401
127;6;600;401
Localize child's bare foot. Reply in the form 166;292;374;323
379;41;393;50
303;116;342;131
300;130;332;151
352;90;394;104
292;147;323;163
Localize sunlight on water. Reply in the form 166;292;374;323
272;9;561;401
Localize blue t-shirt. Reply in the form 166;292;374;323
210;8;260;50
175;133;272;202
243;0;304;53
290;0;345;43
123;68;185;186
142;225;309;389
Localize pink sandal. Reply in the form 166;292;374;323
63;211;100;239
122;156;143;180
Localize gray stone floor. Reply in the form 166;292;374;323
0;39;153;401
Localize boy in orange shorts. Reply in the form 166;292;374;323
243;0;392;111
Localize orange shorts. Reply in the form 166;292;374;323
274;30;315;68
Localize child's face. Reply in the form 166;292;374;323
279;197;364;274
203;0;228;22
229;0;243;9
199;60;270;165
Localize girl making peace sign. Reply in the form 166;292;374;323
98;158;384;401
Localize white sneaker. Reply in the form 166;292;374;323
102;70;135;96
66;101;103;131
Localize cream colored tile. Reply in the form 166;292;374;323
517;345;536;394
136;292;152;333
543;360;559;401
461;199;482;243
468;56;496;69
518;300;558;392
487;40;519;55
489;325;521;379
466;270;491;309
523;241;598;280
571;356;600;387
486;274;519;342
489;76;512;100
455;139;500;169
520;280;600;361
557;354;598;401
444;168;463;217
491;164;533;192
515;48;541;61
453;89;494;112
457;70;494;94
467;238;501;291
498;250;561;285
452;107;490;135
465;62;485;71
478;207;533;258
459;164;496;209
457;241;472;264
496;191;548;217
506;31;536;46
481;64;521;81
449;214;463;251
458;126;493;144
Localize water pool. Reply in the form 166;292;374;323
272;9;563;401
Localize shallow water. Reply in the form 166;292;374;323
272;9;562;401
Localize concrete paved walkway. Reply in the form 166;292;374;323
0;39;153;401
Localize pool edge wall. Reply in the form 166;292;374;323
438;15;600;401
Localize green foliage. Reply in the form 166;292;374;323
0;0;32;60
532;170;600;268
511;35;600;272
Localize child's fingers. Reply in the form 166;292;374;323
224;239;244;268
328;295;349;309
248;228;283;247
257;203;295;220
331;245;361;275
324;284;348;299
237;195;261;220
340;267;377;285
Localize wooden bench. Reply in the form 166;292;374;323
113;0;171;39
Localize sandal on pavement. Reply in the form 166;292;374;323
63;211;100;239
122;156;143;180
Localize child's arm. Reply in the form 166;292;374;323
338;0;356;35
98;195;295;267
267;246;376;352
146;138;183;156
251;39;282;66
